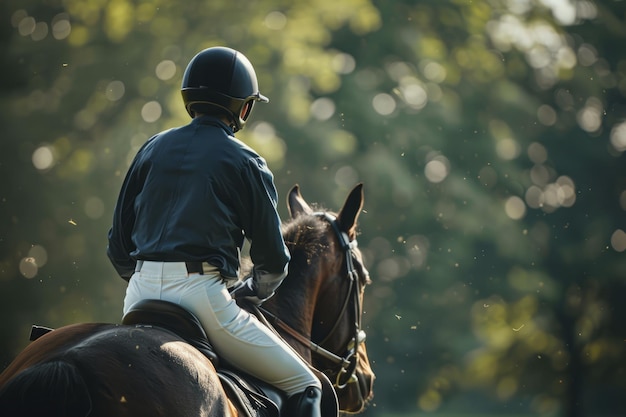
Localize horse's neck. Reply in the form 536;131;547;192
267;287;318;362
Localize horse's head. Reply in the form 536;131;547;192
264;184;375;413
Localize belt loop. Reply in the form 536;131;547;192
135;260;144;272
185;261;204;275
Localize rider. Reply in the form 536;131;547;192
107;46;323;417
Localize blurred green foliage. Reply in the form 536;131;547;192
1;0;625;416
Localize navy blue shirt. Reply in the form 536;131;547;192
107;115;290;292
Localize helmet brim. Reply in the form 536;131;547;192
254;92;269;103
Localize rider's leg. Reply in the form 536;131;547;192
123;261;321;398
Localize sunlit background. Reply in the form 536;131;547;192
1;0;625;416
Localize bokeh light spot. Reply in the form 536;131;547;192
141;101;162;123
418;388;442;412
155;60;177;81
422;61;447;83
335;165;359;188
609;121;626;152
610;229;626;252
537;104;557;126
105;80;125;101
19;257;38;279
372;93;396;115
264;11;287;30
52;13;71;40
310;97;335;121
11;10;28;27
246;122;286;165
331;53;356;74
495;137;521;160
31;21;48;41
28;245;48;267
328;130;357;155
424;156;449;183
400;82;428;110
504;196;526;220
527;142;548;164
18;16;36;36
32;145;55;171
577;103;602;133
525;185;543;209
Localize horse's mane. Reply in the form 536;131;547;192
239;212;332;278
281;213;330;258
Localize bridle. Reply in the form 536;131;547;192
258;212;367;389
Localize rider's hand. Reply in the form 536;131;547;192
229;276;266;306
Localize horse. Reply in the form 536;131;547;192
0;184;375;417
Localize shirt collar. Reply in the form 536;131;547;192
191;115;234;134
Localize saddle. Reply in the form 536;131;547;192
122;299;282;417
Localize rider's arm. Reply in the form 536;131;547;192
239;157;290;299
107;152;145;281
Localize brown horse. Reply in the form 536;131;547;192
0;184;374;417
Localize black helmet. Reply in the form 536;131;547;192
181;47;269;131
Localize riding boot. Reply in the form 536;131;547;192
285;386;322;417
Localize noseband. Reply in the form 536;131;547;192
259;212;367;389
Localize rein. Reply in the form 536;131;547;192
258;212;366;389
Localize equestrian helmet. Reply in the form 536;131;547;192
181;46;269;131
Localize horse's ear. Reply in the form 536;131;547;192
288;184;314;218
336;183;364;239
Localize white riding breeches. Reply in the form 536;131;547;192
122;261;320;396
